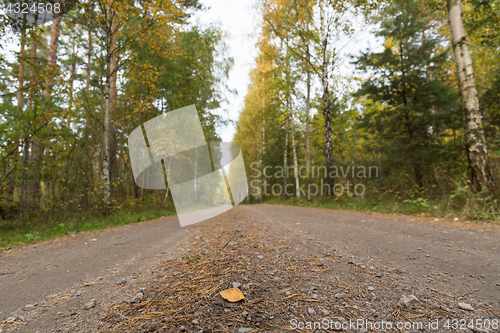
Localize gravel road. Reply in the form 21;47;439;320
244;205;500;303
0;215;193;316
1;205;499;332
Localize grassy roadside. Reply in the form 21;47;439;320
0;206;176;250
260;196;500;224
2;194;498;250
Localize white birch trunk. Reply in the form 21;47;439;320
320;0;334;193
447;0;495;192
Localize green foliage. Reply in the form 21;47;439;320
0;203;176;249
354;0;461;190
264;195;499;223
235;0;499;218
404;190;430;208
0;1;232;225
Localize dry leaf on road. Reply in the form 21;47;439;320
219;287;244;302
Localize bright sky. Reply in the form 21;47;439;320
193;1;381;142
192;0;261;142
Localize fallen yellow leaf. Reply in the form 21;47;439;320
219;288;244;302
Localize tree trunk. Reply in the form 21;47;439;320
320;0;334;194
17;25;26;220
103;56;112;209
447;0;495;192
27;15;62;208
261;93;265;200
306;48;311;172
109;20;118;195
102;5;117;209
284;117;289;187
68;42;76;115
399;41;424;189
17;29;25;110
86;27;92;92
19;140;30;221
290;118;300;199
262;94;265;157
21;34;39;219
44;14;61;96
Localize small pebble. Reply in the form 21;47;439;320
238;328;253;333
130;292;143;304
232;282;241;288
458;302;474;311
307;307;315;314
85;300;96;309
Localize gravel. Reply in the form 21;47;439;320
458;302;474;311
84;299;96;309
397;295;418;310
237;328;253;333
129;291;144;304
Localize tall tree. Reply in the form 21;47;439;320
29;13;63;207
261;0;359;194
355;0;459;189
447;0;496;192
319;0;334;191
85;0;190;209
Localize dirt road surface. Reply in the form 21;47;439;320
245;205;500;303
0;216;194;316
1;205;499;332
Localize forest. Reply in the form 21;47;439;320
234;0;500;220
0;0;499;248
0;0;233;228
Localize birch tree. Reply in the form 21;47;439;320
447;0;496;192
261;0;358;194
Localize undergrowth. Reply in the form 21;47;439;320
0;205;176;250
260;185;499;224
